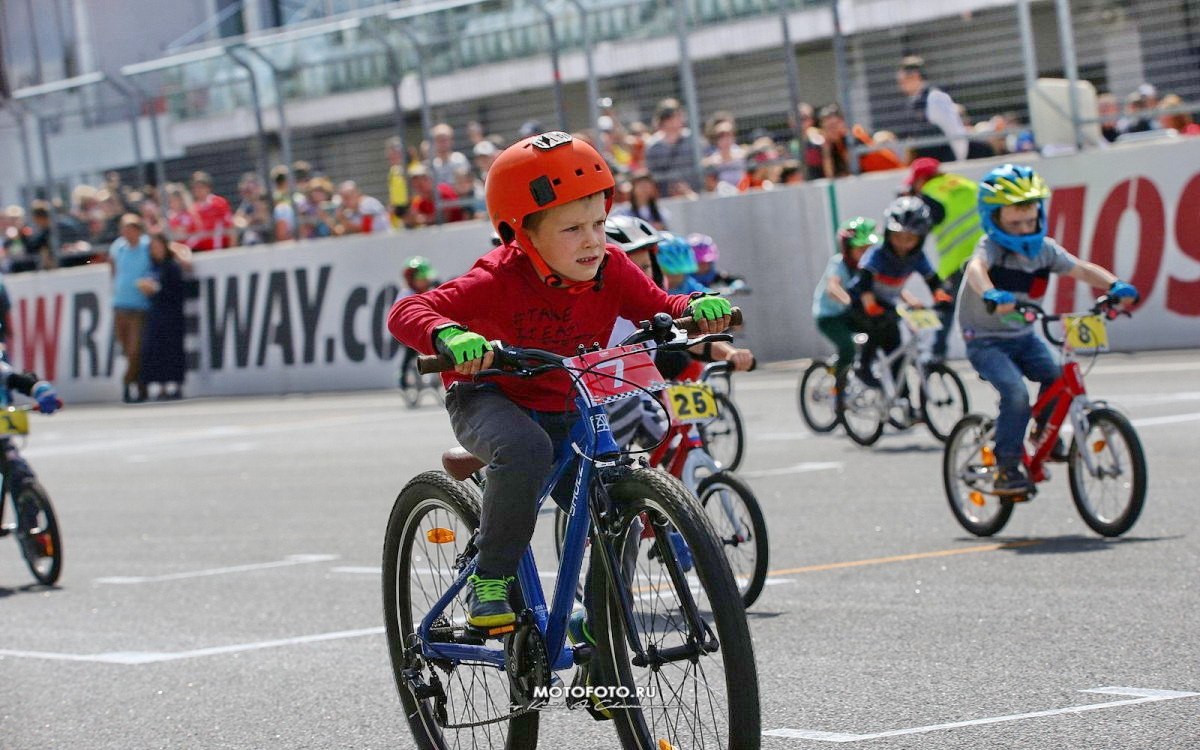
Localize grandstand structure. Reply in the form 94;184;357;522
1;0;1198;210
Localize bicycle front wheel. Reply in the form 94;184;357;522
1068;408;1147;537
838;370;885;446
696;471;769;608
382;471;538;750
589;468;760;750
943;415;1013;537
699;393;746;470
920;363;970;443
798;360;840;433
14;482;61;586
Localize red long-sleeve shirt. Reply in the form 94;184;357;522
388;242;692;412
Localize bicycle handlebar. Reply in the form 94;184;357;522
1012;295;1128;346
416;307;743;375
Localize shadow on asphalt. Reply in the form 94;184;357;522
963;534;1179;555
0;582;57;598
865;442;943;455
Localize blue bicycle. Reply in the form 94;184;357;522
382;311;760;750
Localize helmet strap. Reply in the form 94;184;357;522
514;228;606;294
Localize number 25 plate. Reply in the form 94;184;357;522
665;384;719;424
1063;314;1109;351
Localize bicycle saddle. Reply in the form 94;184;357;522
441;446;486;481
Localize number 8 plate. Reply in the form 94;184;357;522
665;383;720;424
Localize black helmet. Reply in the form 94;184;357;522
884;195;933;235
604;214;661;253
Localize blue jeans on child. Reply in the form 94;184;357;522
965;333;1061;465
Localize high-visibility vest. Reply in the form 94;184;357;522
922;173;982;279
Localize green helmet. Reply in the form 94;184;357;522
404;256;437;284
837;217;880;250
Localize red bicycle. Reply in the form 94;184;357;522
943;296;1147;537
556;361;769;607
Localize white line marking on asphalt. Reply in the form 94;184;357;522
1131;411;1200;428
757;432;816;441
0;627;386;665
763;687;1200;742
94;554;339;584
332;566;562;578
740;462;843;478
1089;361;1200;375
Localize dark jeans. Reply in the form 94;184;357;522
445;382;578;577
850;308;901;380
966;333;1061;465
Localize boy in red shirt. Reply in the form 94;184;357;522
388;132;732;627
189;172;235;251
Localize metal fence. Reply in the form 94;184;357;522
3;0;1199;259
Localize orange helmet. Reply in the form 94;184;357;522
485;131;615;291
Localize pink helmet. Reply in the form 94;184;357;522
687;233;718;264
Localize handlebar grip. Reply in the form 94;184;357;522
675;306;743;335
416;354;453;375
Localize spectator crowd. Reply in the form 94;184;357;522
2;58;1196;273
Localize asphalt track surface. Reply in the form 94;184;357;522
2;349;1198;749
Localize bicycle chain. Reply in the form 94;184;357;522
438;699;545;730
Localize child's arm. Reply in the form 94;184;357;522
1066;261;1117;292
4;371;61;413
964;254;1018;314
826;274;851;307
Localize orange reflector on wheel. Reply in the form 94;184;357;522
658;741;680;750
980;446;996;467
1092;440;1107;453
426;528;456;544
969;491;986;507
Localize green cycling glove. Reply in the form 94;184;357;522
435;326;491;365
687;294;732;322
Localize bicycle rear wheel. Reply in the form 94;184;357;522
1068;407;1147;537
798;360;840;433
920;363;969;443
14;482;61;586
383;471;538;750
589;468;760;750
837;370;885;446
943;415;1013;537
699;393;746;470
696;471;769;608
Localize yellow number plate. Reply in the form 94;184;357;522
1063;314;1109;351
897;307;943;332
665;384;719;424
0;407;30;436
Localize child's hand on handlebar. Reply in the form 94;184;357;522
688;294;733;334
436;326;495;376
983;289;1016;315
724;348;755;371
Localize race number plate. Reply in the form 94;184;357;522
897;307;943;332
562;345;669;404
665;383;719;424
0;407;30;436
1063;314;1109;351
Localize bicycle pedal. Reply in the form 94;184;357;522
464;623;516;639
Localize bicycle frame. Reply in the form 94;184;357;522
860;326;928;411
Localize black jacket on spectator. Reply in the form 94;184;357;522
905;86;957;163
140;257;187;386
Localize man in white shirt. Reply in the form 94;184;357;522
896;56;968;163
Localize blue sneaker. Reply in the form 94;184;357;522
465;574;516;629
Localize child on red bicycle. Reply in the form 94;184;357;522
958;164;1138;494
846;196;955;387
387;132;733;629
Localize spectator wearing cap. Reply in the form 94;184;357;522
644;98;704;196
405;166;465;227
189;171;235;251
429;123;470;187
896;56;968;162
106;214;153;403
472;139;499;181
901;157;981;361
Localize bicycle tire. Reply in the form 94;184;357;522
920;363;970;443
382;471;538;750
588;468;760;750
1068;407;1147;537
798;360;840;433
699;392;746;470
837;370;885;446
942;415;1014;537
14;482;62;586
696;471;769;608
